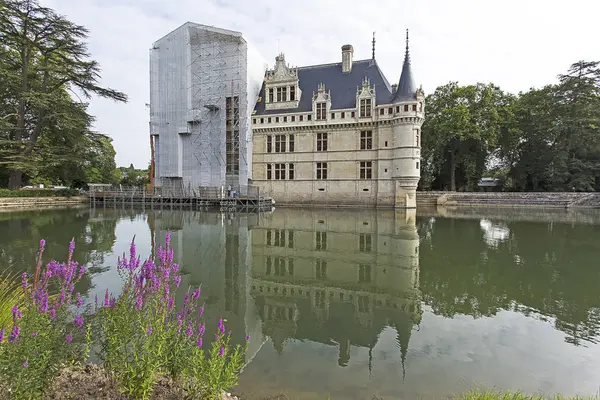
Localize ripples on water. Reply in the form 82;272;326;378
1;206;600;399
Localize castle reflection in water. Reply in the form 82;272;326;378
151;208;421;382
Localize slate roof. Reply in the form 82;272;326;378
392;33;417;102
253;59;397;116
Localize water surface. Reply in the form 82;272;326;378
1;206;600;399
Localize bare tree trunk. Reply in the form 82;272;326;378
8;169;23;189
449;151;457;192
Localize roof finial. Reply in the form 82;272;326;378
372;31;376;60
405;29;410;57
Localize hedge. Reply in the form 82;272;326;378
0;189;81;198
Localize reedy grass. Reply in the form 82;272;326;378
0;271;25;330
458;390;598;400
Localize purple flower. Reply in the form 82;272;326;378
245;335;250;342
40;239;46;248
218;347;225;357
32;331;38;337
8;325;20;343
68;240;76;257
12;306;22;321
136;295;143;311
147;327;153;336
49;309;56;320
21;272;28;289
75;293;84;308
23;361;29;368
167;297;175;310
184;293;190;305
104;289;110;307
218;318;225;334
196;337;203;348
0;328;4;343
74;315;84;328
174;275;181;288
186;322;194;337
198;305;204;318
198;323;205;336
192;287;201;301
65;334;73;344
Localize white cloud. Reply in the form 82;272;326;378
41;0;600;168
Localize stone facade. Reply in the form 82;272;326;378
251;33;424;208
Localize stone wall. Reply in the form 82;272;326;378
0;196;88;211
416;192;600;209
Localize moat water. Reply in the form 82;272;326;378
1;206;600;399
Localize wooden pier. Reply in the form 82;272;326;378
88;185;275;212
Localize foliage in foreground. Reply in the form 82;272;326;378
458;389;597;400
97;233;247;400
0;189;81;198
0;272;26;330
0;234;248;400
0;239;91;398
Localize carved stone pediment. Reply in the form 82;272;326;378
313;82;331;102
357;77;375;98
265;53;298;84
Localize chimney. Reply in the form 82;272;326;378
341;44;353;73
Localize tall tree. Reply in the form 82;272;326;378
421;82;514;191
0;0;127;189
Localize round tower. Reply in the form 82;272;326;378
390;30;425;209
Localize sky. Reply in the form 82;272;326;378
41;0;600;168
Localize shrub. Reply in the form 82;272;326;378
0;239;92;399
0;271;25;330
0;188;80;198
96;233;248;400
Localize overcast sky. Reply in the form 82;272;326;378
41;0;600;168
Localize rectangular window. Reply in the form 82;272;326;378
268;88;274;103
379;108;384;116
360;130;372;150
359;98;372;118
412;104;417;111
341;112;345;119
359;264;371;282
388;107;393;114
291;115;295;122
316;260;327;279
316;162;328;180
260;117;264;123
316;231;327;250
275;134;286;153
283;116;287;122
274;163;285;180
290;86;296;101
351;111;355;118
266;135;272;153
331;112;335;119
316;132;328;151
419;102;423;112
308;114;312;121
268;117;272;123
359;234;372;252
266;164;272;180
289;134;295;152
253;118;256;124
288;163;294;180
360;161;372;179
416;130;420;147
404;104;409;112
277;87;283;102
299;115;304;121
316;102;326;120
275;117;279;123
282;87;287;101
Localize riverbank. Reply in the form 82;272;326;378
417;192;600;209
0;196;88;211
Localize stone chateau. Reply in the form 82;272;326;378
251;31;425;208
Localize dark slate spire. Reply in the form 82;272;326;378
372;31;376;60
392;29;417;102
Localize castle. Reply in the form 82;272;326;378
251;31;425;208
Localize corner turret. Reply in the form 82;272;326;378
392;29;417;102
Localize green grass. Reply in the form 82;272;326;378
0;188;80;198
458;390;597;400
0;271;25;329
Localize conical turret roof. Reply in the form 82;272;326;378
392;29;417;102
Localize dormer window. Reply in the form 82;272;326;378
316;102;326;120
277;87;283;102
290;86;296;101
359;98;372;118
268;88;274;103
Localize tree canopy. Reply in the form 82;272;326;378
0;0;127;189
420;61;600;192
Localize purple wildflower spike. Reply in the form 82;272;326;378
147;327;153;336
23;361;29;368
136;295;143;311
218;318;225;334
65;334;73;344
196;337;203;348
198;305;204;318
245;335;250;342
8;325;20;343
40;239;46;248
21;272;28;289
174;275;182;288
218;347;225;357
74;315;84;328
0;328;4;343
192;287;201;300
